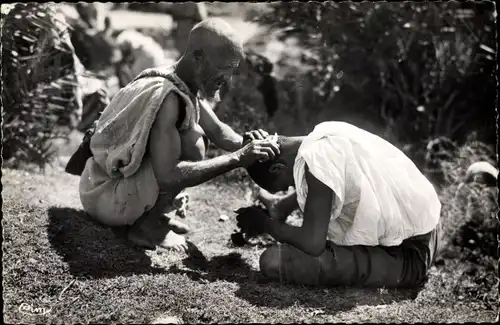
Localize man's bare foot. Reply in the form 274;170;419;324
127;227;157;250
128;228;189;252
167;217;190;234
159;231;189;251
127;214;190;251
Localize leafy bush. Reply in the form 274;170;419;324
256;1;496;145
436;140;498;310
437;141;498;257
2;3;84;168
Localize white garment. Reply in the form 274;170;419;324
293;122;441;247
80;73;199;226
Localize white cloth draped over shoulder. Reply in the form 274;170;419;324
79;71;199;226
293;122;441;247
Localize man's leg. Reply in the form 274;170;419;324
258;188;298;222
127;101;212;251
127;190;190;251
260;228;439;288
259;243;328;286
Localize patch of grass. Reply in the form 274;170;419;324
3;165;497;323
437;141;498;252
432;141;499;312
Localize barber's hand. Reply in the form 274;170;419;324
243;129;270;145
236;138;280;167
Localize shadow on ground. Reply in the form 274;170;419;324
168;244;262;283
47;207;167;279
169;245;419;316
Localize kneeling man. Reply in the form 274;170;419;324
79;18;280;251
246;121;441;289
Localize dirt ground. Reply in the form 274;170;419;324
1;164;497;323
2;4;498;324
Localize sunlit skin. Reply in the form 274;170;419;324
126;18;281;251
244;136;331;256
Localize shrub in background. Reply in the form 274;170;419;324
437;141;497;257
257;1;496;145
437;140;498;310
2;3;84;169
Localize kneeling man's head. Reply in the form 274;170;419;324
246;136;303;193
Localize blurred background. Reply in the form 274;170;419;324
1;1;497;312
2;2;496;161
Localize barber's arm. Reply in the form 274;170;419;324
198;99;270;152
266;166;333;257
151;93;280;192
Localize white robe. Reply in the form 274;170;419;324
293;122;441;247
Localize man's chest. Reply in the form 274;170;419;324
179;123;208;162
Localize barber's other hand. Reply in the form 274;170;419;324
236;138;280;167
243;129;270;145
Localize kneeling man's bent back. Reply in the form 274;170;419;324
246;121;441;288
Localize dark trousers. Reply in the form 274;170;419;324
265;225;440;289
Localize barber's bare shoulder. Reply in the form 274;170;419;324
148;91;183;163
153;91;182;132
148;91;183;184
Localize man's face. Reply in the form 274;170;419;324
197;53;239;102
267;165;293;193
250;161;293;194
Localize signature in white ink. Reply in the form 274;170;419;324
18;302;52;316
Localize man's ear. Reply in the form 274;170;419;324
193;49;203;63
220;81;230;101
269;162;286;174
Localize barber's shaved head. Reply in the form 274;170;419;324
187;18;243;67
180;18;244;102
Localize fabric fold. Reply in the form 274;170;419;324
79;68;199;226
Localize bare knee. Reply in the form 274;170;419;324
259;246;280;279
